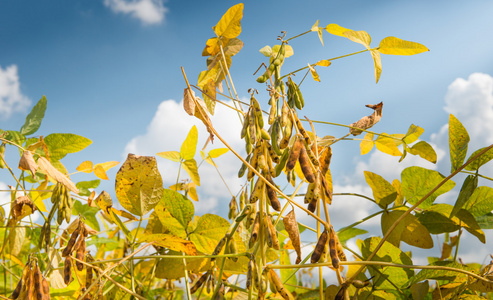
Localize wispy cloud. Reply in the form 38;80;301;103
104;0;168;25
0;65;31;119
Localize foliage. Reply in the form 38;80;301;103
1;3;493;300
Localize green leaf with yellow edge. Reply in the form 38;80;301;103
449;114;470;172
406;261;471;287
465;146;493;171
307;63;320;82
161;189;194;230
157;151;181;162
115;153;164;216
360;132;374;155
358;236;414;289
183;159;200;186
375;133;402;156
364;171;397;208
140;234;197;255
407;141;437;163
464;186;493;217
378;37;429;55
44;133;92;161
343;30;371;48
180;126;198;161
20;95;47;136
401;166;455;209
156;250;212;279
316;60;331;67
370;49;382;83
213;3;243;39
189;214;230;254
450;175;477;218
272;44;294;58
325;23;353;37
403;124;424;144
154;203;187;238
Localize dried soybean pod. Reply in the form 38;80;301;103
190;272;209;294
85;256;95;289
266;216;280;250
62;225;80;257
248;109;258;144
286;137;302;171
265;141;279;164
42;277;50;300
246;258;254;289
311;230;328;263
266;268;277;294
320;174;333;204
283;210;302;264
11;273;23;299
304;181;316;204
280;119;292;150
33;263;44;300
304;142;320;167
249;213;260;248
64;257;73;285
292;113;311;145
329;226;340;269
76;238;86;271
228;196;238;220
211;236;227;261
334;228;347;263
249;178;264;204
334;285;347;300
268;269;295;300
246;204;257;228
298;146;315;183
265;176;281;212
26;263;34;300
251;96;264;129
320;146;332;175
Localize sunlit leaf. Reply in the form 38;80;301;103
311;20;319;32
156;250;211;279
20;95;47;136
259;45;272;57
407;141;437;163
72;200;100;231
401;166;455;208
5;130;26;147
375;134;402;156
76;179;100;197
161;189;194;230
188;184;199;201
37;157;79;194
308;64;320;82
364;171;397;207
180;126;198;160
370;49;382;83
337;227;368;245
157;151;181;162
29;181;48;212
182;159;200;186
208;147;229;158
189;214;229;254
76;161;93;173
140;234;197;255
325;23;353;37
464;186;493;217
379;36;429;55
94;161;119;172
406;261;471;286
213;3;243;39
449;114;470;172
316;60;331;67
465;146;493;171
450;175;477;218
115;153;164;216
44;133;92;161
343;30;371;48
400;212;433;249
360;132;374;155
403;124;424;144
272;44;294;58
93;165;108;180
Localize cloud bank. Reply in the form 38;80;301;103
104;0;168;25
0;65;31;119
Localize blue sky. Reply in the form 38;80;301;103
2;1;493;266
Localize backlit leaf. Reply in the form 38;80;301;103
189;214;230;254
360;132;374;155
29;181;49;212
259;45;272;57
154;203;187;238
406;261;471;286
157;151;181;162
449;114;470;172
408;141;437;163
94;160;119;172
76;179;100;197
272;44;294;58
224;38;243;56
325;24;353;37
93;165;108;180
311;20;319;32
180;126;198;160
140;234;197;255
37;157;79;194
401;166;455;208
183;159;200;186
464;186;493;217
5;130;26;147
76;161;93;173
316;60;331;67
110;209;133;241
465;146;493;171
378;37;429;55
337;227;368;245
115;153;164;216
156;251;211;279
476;212;493;229
44;133;92;161
370;49;382;83
280;250;297;292
410;281;429;300
450;175;477;218
400;212;433;249
364;171;397;207
213;3;243;39
343;30;371;48
381;210;407;247
161;189;194;230
392;179;404;205
209;148;229;158
71;200;100;231
20;95;47;136
375;134;402;156
307;64;320;82
403;124;424;144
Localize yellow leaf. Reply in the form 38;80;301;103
318;27;324;46
157;151;181;162
379;36;429;55
343;30;371;48
3;254;24;267
375;134;402;156
308;64;320;82
370;49;382;83
360;132;374;155
181;126;198;161
202;37;225;56
93;165;108;180
76;160;93;173
311;20;319;32
316;60;331;67
188;185;199;202
209;147;229;158
213;3;243;39
111;207;138;221
94;161;119;172
272;45;294;58
141;234;197;255
30;181;49;213
325;23;353;37
182;159;201;186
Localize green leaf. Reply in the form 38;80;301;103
110;209;133;241
417;211;460;234
213;3;243;39
378;37;429;55
403;124;424;144
161;189;194;230
410;280;429;300
407;141;437;163
464;186;493;217
381;209;433;249
44;133;92;161
259;45;272;57
406;261;471;287
337;227;368;245
115;154;164;216
180;126;198;160
182;159;200;186
156;151;181;162
189;214;230;254
464;146;493;171
20;95;47;136
450;175;477;218
358;236;414;289
75;179;101;197
71;200;100;231
364;171;397;208
401;166;455;209
86;237;118;249
156;250;211;279
449;114;470;172
476;213;493;229
154;202;187;238
5;130;26;147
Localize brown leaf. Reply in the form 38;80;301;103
183;88;215;141
282;210;302;264
37;157;79;194
349;102;383;136
18;150;38;178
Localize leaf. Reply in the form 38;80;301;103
224;38;243;56
71;200;100;231
337;227;368;245
110;209;133;241
161;189;194;230
307;64;320;82
189;214;230;254
400;212;434;249
450;175;477;218
156;151;181;162
94;161;119;172
360;132;374;155
140;234;197;255
407;141;437;163
406;261;470;286
401;166;455;208
475;213;493;229
180;126;198;160
93;165;108;180
343;30;371;48
5;130;26;147
380;210;407;247
259;45;272;57
364;171;397;207
115;153;164;216
44;133;92;161
465;146;493;171
310;20;319;32
29;181;49;212
349;102;383;136
449;114;470;172
375;133;402;156
37;157;79;194
213;3;243;39
325;23;353;37
76;161;93;173
271;44;294;58
8;226;26;257
208;147;229;158
76;179;100;197
18;150;38;177
156;251;211;279
370;49;382;83
154;203;188;238
464;186;493;217
410;281;429;300
379;36;429;55
403;124;424;144
20;95;47;135
311;20;323;46
280;250;297;292
183;87;214;140
316;60;331;67
182;159;201;186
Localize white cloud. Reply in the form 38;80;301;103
104;0;168;25
0;65;31;119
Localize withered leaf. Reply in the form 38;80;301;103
282;210;302;264
349;102;383;136
183;88;215;141
37;157;79;194
9;196;36;225
18;150;38;178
